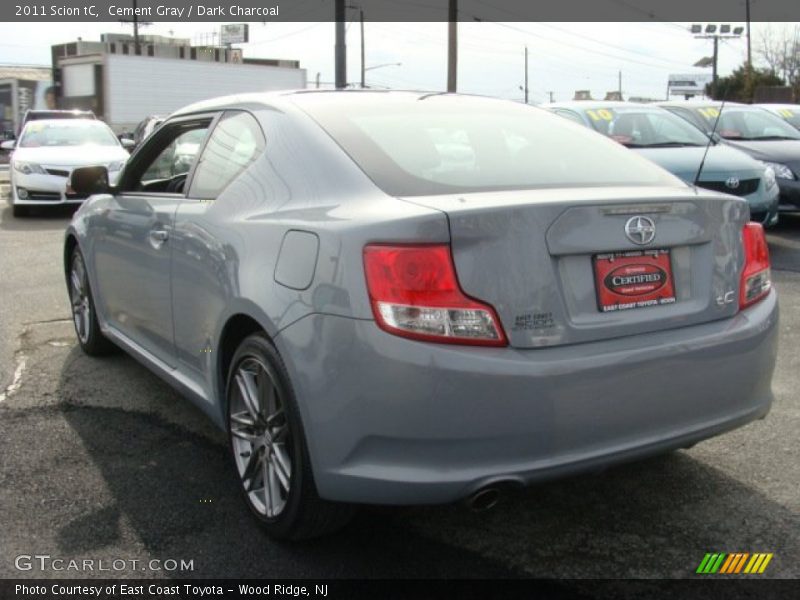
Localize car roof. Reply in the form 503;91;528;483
169;89;525;118
547;101;661;110
756;103;799;109
657;100;745;107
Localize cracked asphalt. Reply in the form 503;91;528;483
0;203;798;584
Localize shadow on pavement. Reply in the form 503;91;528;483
59;404;521;579
47;345;799;580
0;204;78;232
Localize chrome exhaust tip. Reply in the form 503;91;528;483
465;487;501;512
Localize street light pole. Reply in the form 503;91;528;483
335;0;347;89
523;46;529;104
360;8;365;89
447;0;457;92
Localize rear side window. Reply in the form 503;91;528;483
189;111;265;199
295;94;680;196
553;109;585;126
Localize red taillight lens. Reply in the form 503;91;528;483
363;244;507;346
739;222;771;309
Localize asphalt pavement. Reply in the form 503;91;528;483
0;203;798;583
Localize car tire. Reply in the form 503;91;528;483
69;248;116;356
226;333;355;540
12;204;28;218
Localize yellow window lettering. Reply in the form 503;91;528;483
699;107;720;119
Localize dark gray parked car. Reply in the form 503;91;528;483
64;91;778;540
659;101;800;213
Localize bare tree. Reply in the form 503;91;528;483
757;24;800;88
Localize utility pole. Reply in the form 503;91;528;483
618;70;622;97
132;0;140;55
359;7;365;88
712;35;719;82
523;46;529;104
547;91;554;103
447;0;457;92
746;0;752;99
335;0;347;89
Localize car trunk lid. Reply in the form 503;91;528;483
400;185;748;348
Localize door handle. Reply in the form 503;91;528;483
149;229;169;246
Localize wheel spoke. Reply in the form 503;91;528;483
231;411;256;428
231;427;259;443
266;408;284;428
271;422;289;443
70;270;82;297
266;460;282;517
235;369;262;422
262;458;274;516
262;373;277;417
271;445;291;491
242;446;262;491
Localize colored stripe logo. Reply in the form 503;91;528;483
696;553;773;574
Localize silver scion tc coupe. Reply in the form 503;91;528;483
64;91;778;540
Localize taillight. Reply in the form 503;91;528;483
740;222;771;309
363;244;507;346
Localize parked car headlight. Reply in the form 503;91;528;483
762;161;795;180
763;165;777;190
13;161;46;175
107;160;126;171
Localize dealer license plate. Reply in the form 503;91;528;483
593;249;676;312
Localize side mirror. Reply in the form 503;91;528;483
121;138;135;150
1;140;15;151
69;166;111;196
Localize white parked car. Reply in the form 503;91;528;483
3;119;132;217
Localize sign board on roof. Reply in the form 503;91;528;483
221;24;249;45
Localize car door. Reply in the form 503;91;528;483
171;110;266;377
91;114;216;367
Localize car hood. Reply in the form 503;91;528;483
722;139;800;163
11;145;128;166
634;145;763;183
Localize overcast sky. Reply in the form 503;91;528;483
0;21;793;102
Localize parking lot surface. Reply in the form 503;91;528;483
0;204;798;580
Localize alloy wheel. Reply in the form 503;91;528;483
229;357;292;518
70;254;91;344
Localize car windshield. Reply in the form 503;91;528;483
19;121;119;148
767;107;800;129
578;106;710;147
296;94;679;196
691;106;800;140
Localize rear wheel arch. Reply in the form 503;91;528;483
217;314;271;414
64;234;79;281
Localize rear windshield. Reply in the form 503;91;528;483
295;94;680;196
691;106;800;141
576;106;710;148
765;106;800;130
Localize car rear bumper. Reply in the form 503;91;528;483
747;184;780;226
777;178;800;211
276;290;778;505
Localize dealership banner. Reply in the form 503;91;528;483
3;0;800;22
0;579;796;600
